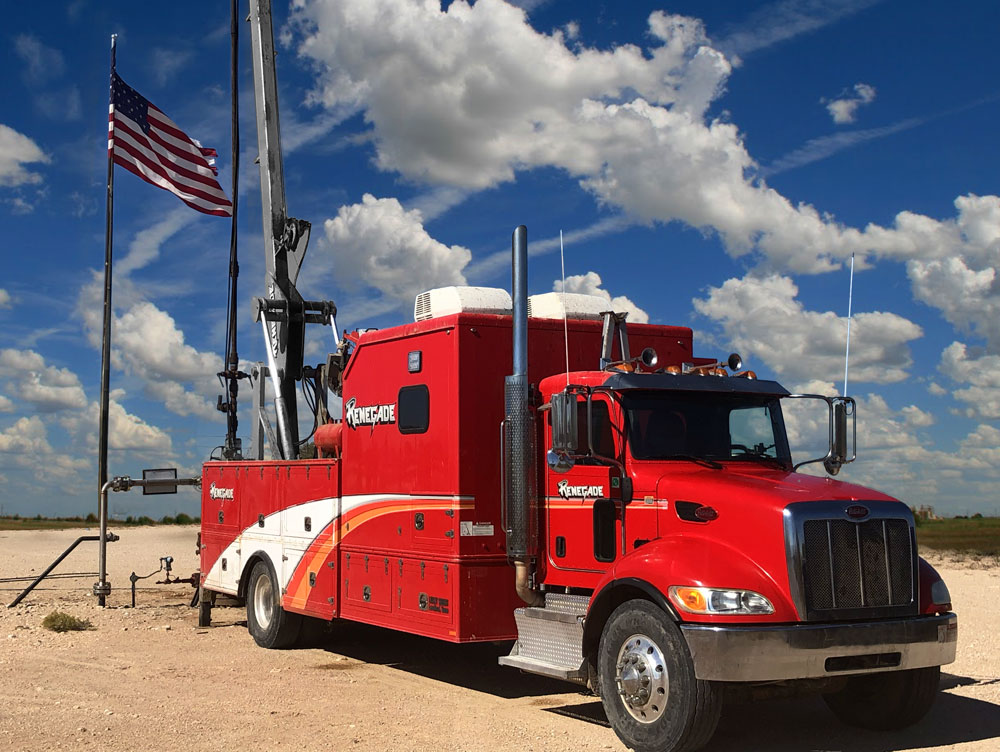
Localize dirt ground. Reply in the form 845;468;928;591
1;526;998;752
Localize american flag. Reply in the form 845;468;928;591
108;72;232;217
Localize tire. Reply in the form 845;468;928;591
598;600;721;752
823;666;940;730
246;559;302;649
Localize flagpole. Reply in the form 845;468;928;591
94;33;117;608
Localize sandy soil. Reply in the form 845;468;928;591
1;526;998;752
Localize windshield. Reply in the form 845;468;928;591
622;390;791;466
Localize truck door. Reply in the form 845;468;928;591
545;396;620;573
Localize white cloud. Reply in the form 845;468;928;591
13;34;66;85
0;289;10;308
322;194;471;306
764;116;923;176
0;348;87;412
823;82;877;124
0;415;51;454
716;0;881;60
938;342;1000;419
290;0;1000;286
118;207;197;275
0;394;13;412
0;124;49;187
554;271;649;323
150;47;195;87
694;274;923;384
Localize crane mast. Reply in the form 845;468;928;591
247;0;336;460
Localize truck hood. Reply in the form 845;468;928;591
653;464;898;515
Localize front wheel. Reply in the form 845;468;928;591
246;559;302;649
598;600;721;752
823;666;940;730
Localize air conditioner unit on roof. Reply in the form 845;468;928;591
414;286;512;322
527;292;610;320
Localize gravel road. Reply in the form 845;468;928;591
1;526;997;751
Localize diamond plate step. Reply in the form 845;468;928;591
498;603;587;684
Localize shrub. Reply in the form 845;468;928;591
173;513;194;525
160;515;176;525
42;611;95;633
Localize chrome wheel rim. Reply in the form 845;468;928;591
253;572;274;630
615;633;669;723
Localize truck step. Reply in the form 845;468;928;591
498;594;589;683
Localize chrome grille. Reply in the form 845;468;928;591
786;501;917;621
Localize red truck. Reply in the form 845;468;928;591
199;5;956;750
199;227;956;752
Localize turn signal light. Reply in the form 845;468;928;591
674;587;707;612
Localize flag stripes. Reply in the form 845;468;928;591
108;72;232;217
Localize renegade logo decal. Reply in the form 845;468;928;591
557;480;605;499
345;397;396;429
209;483;234;500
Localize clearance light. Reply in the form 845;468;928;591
669;586;774;615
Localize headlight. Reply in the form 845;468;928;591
931;579;951;606
669;586;774;615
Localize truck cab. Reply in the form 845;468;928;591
500;357;957;752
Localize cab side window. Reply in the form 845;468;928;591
575;400;615;462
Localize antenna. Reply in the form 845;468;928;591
560;230;570;386
843;253;855;396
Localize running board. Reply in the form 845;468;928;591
499;593;589;684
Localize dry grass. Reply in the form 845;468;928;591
41;611;95;633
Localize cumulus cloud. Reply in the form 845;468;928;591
938;342;1000;419
822;82;876;124
0;124;49;187
323;194;471;306
57;391;172;453
291;0;1000;287
693;274;923;384
554;271;649;323
0;289;10;308
0;348;87;412
0;415;51;454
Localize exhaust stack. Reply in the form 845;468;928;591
504;225;542;606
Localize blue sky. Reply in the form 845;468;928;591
2;0;999;518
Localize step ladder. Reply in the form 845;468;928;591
498;592;589;683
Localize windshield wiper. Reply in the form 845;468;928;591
661;454;723;470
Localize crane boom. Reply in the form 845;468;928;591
247;0;335;460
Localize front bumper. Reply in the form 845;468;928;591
681;612;957;682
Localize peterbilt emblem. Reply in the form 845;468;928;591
846;504;869;519
557;479;605;499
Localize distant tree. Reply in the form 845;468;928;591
85;512;97;523
174;513;194;525
160;515;175;525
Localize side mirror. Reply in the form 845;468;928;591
640;347;658;368
546;449;575;473
550;391;578;453
825;402;848;476
833;402;847;461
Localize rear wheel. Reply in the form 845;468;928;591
246;560;302;649
598;600;721;752
823;666;940;730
